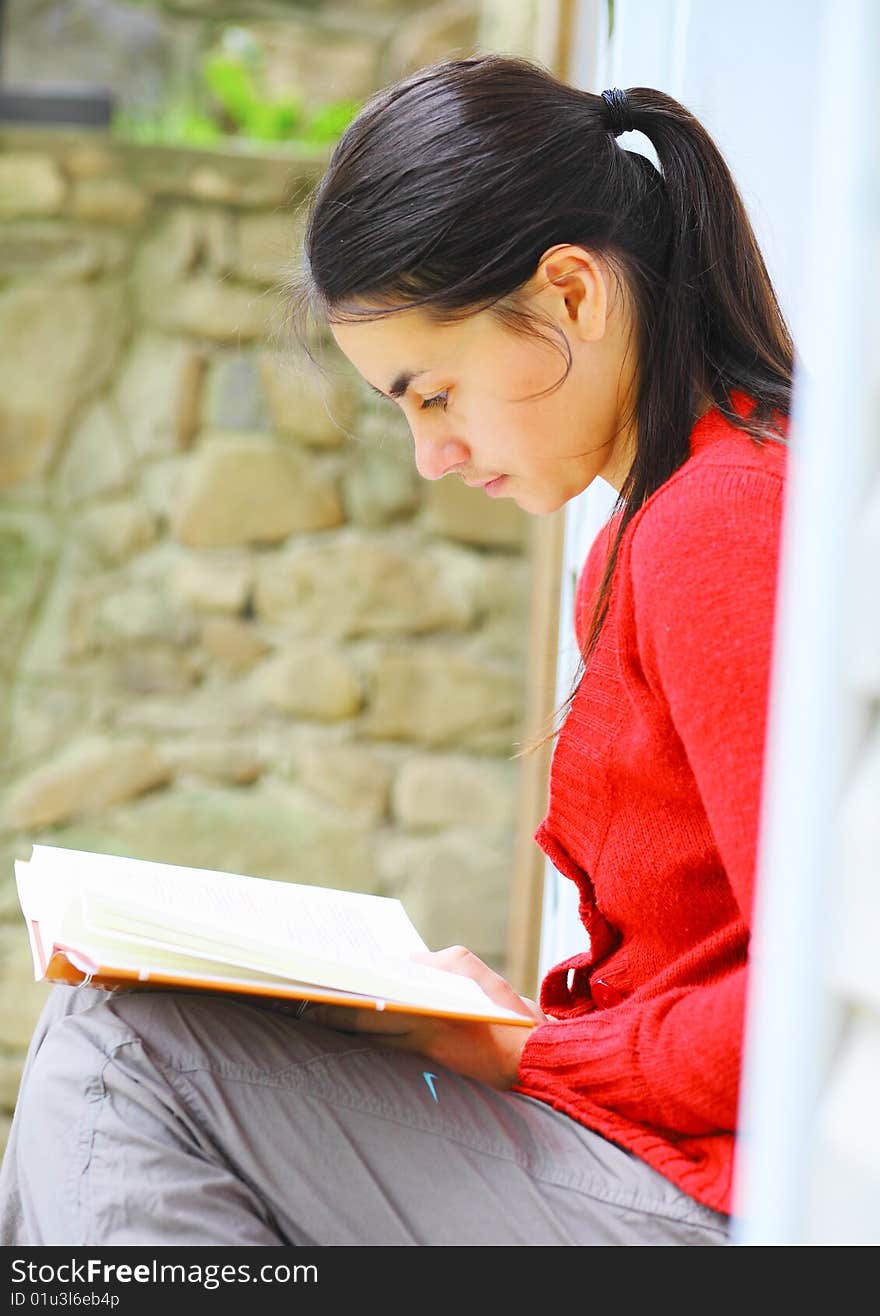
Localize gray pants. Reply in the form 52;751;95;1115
0;984;730;1246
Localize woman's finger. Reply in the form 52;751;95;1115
410;946;544;1021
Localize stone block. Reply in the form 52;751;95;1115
1;736;173;830
111;648;201;696
134;148;305;211
134;205;234;284
391;753;517;828
77;498;158;566
199;616;270;672
350;405;413;445
187;166;245;206
422;477;527;548
141;456;187;527
260;354;355;447
63;142;115;180
254;531;475;636
387;0;481;79
0;835;39;924
365;645;523;751
0;281;126;488
378;826;512;965
169;432;343;547
43;779;379;896
73;577;198;654
140;275;279;344
242;21;380;104
0;153;65;218
10;541;92;681
114;334;207;459
161;738;265;787
0;221;128;282
168;548;254;615
470;554;532;659
0;508;58;676
111;683;260;739
70;177;148;225
133;208;269;342
248;645;363;721
341;441;422;527
296;743;391;826
203;351;270;431
5;676;89;778
54;401;132;505
236;211;303;287
0;872;21;926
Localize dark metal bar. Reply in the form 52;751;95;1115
0;84;115;127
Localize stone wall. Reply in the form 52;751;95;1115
2;0;485;119
0;120;534;1148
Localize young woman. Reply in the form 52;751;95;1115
0;54;793;1247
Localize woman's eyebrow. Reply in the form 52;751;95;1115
369;369;431;400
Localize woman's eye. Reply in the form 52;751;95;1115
420;389;448;411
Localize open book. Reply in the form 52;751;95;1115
13;844;533;1027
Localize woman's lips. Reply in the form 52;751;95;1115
462;474;508;497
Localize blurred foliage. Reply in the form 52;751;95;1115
112;25;361;151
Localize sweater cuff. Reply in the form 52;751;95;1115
515;1010;660;1126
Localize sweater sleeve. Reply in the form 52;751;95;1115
516;464;786;1135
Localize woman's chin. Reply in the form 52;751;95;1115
515;489;570;516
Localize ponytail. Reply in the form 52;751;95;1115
579;84;794;663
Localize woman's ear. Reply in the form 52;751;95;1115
533;244;610;342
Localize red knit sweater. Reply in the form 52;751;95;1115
514;390;789;1216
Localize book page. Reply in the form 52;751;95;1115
30;843;422;957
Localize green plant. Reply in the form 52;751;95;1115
111;25;361;152
111;103;223;147
202;49;305;142
299;98;361;145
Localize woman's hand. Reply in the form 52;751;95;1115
302;945;548;1090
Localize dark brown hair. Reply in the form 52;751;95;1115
287;53;795;716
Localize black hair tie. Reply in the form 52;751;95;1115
600;87;635;137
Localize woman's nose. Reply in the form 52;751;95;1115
411;428;471;481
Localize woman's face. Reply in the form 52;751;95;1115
329;244;639;516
